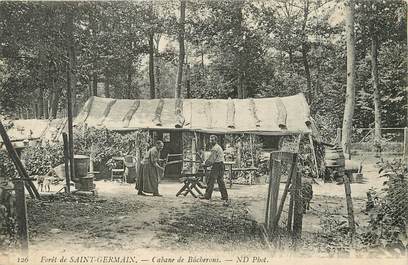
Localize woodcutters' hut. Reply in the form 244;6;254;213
73;93;319;179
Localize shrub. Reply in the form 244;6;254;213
73;126;151;175
361;159;408;253
0;151;16;180
21;143;64;176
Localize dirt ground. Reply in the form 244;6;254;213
4;157;401;263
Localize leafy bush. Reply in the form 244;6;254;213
21;143;64;176
318;208;351;255
361;159;408;252
0;151;16;180
73;126;151;177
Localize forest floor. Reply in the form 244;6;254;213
3;156;406;265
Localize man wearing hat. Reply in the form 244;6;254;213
200;135;228;201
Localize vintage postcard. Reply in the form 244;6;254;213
0;0;407;265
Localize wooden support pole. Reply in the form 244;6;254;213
308;134;319;178
343;175;356;234
191;136;197;174
403;127;408;168
89;144;94;173
14;179;29;254
292;169;303;244
66;62;75;184
268;155;281;233
62;133;71;193
0;121;39;199
249;134;255;167
287;191;294;233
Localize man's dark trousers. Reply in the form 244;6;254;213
204;162;228;200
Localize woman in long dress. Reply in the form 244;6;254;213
135;140;164;196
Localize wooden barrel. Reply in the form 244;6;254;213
73;155;90;182
325;146;345;176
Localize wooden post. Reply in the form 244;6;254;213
292;169;303;244
14;179;29;254
403;127;408;167
343;175;356;234
191;136;196;174
249;134;255;167
67;61;75;183
308;134;320;178
268;154;282;233
287;192;294;233
273;153;297;232
0;121;39;199
89;143;94;172
62;133;71;193
236;137;242;167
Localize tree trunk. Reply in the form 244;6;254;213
148;31;155;99
127;62;133;99
50;80;62;119
154;36;161;98
237;2;246;99
175;0;186;98
301;0;312;103
88;74;92;97
186;63;191;98
155;57;161;98
301;44;312;103
71;57;77;116
341;0;356;158
38;87;44;119
238;75;244;99
33;103;38;119
371;30;381;142
104;70;110;98
66;9;76;181
43;96;49;119
92;72;98;96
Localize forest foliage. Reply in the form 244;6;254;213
0;0;406;138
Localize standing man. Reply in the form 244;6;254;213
200;135;228;201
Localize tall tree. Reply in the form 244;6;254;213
175;0;186;98
342;0;356;157
148;1;155;99
148;31;155;99
371;22;381;143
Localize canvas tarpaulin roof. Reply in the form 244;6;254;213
75;93;317;136
0;118;67;143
